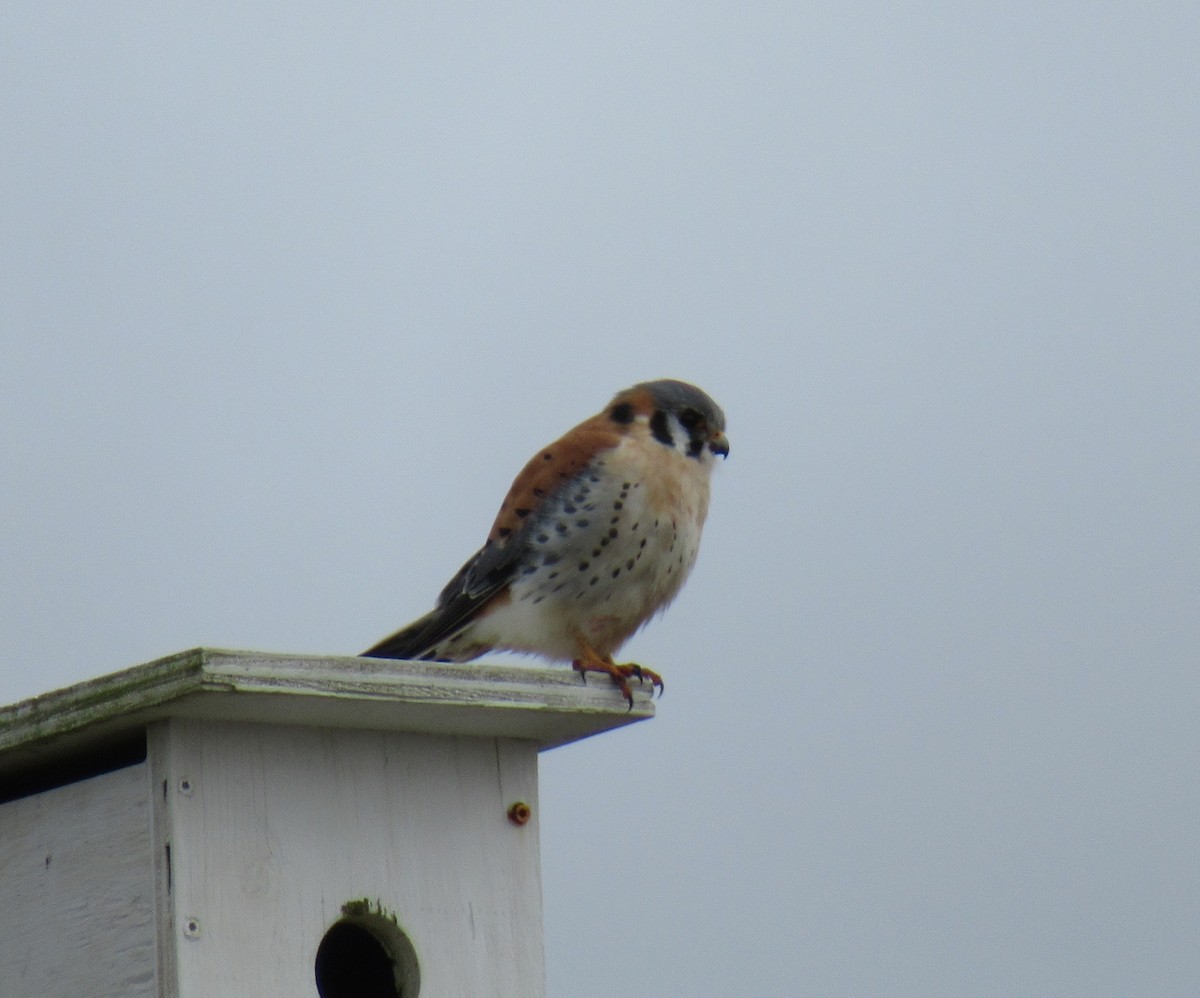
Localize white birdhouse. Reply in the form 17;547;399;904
0;649;652;997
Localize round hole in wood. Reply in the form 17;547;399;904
315;912;420;998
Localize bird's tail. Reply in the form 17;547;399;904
360;611;442;660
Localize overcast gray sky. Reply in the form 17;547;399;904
3;4;1198;995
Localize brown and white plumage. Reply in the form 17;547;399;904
363;379;729;704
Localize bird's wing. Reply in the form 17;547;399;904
362;419;625;661
359;542;514;659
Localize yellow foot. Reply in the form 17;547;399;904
572;655;664;709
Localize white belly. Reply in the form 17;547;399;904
470;436;712;660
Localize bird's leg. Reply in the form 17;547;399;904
572;644;664;709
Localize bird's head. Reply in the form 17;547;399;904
607;379;729;464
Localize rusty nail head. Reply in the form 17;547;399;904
507;801;532;826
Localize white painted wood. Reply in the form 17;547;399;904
0;762;156;997
148;717;545;998
0;650;653;996
0;649;653;784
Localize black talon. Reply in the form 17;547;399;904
619;680;634;710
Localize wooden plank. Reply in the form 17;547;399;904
149;718;546;998
0;762;156;997
0;649;654;785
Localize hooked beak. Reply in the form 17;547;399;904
708;431;730;458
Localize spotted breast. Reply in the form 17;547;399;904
363;378;729;705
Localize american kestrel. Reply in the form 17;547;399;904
363;378;729;706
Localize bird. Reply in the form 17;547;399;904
362;378;729;706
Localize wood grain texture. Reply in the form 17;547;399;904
0;649;653;787
0;651;648;996
149;717;545;998
0;762;156;997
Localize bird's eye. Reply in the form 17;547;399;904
678;408;704;431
